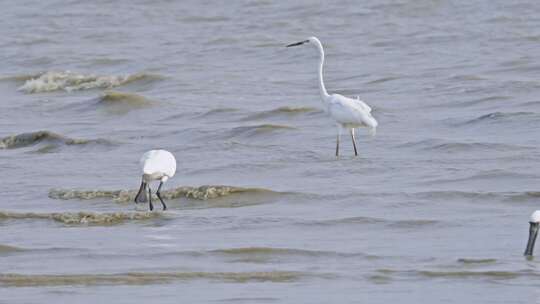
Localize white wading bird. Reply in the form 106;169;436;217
134;149;176;211
286;36;378;157
524;210;540;256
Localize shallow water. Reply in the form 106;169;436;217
1;0;540;303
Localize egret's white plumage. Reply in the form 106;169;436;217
525;210;540;256
134;149;176;211
286;36;378;156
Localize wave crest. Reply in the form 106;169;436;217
0;131;112;150
49;185;278;203
0;271;308;286
0;211;159;225
99;91;153;106
17;71;161;93
0;244;24;253
94;91;154;114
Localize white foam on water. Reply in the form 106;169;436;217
17;71;147;93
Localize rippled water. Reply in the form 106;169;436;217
1;0;540;303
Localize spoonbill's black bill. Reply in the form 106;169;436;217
524;210;540;256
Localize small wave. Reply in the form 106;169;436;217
210;247;372;264
409;190;540;202
398;138;532;152
0;131;112;150
17;71;161;93
87;58;131;66
462;111;537;125
387;219;440;229
49;185;279;203
211;247;364;258
0;211;159;225
304;216;385;226
425;170;537;185
520;100;540;107
300;216;440;229
181;15;230;23
94;91;154;114
366;75;401;84
0;73;42;83
413;191;500;201
14;37;55;46
0;271;309;287
457;258;498;264
198;108;240;118
377;268;536;280
216;297;279;303
203;37;238;46
229;124;296;138
426;142;509;152
0;244;24;253
417;270;527;279
165;185;277;200
366;274;393;284
457;96;510;108
98;91;153;107
240;107;321;121
425;142;529;153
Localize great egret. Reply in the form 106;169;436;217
524;210;540;256
286;36;378;157
134;149;177;211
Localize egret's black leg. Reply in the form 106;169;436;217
148;188;154;211
350;128;358;156
156;181;167;210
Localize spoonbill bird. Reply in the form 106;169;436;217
134;149;176;211
286;36;378;157
524;210;540;256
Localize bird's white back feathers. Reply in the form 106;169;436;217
140;149;176;178
325;94;378;132
530;210;540;223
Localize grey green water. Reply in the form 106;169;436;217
1;0;540;303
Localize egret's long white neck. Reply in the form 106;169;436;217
313;39;329;99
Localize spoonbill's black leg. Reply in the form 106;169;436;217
156;181;167;210
148;188;154;211
350;128;358;156
134;179;146;203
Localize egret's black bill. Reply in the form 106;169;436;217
524;222;539;256
286;40;309;47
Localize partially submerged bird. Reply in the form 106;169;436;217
286;36;378;157
524;210;540;256
134;149;176;211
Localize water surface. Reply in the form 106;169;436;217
1;0;540;303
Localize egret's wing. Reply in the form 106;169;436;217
328;94;378;130
353;96;372;113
